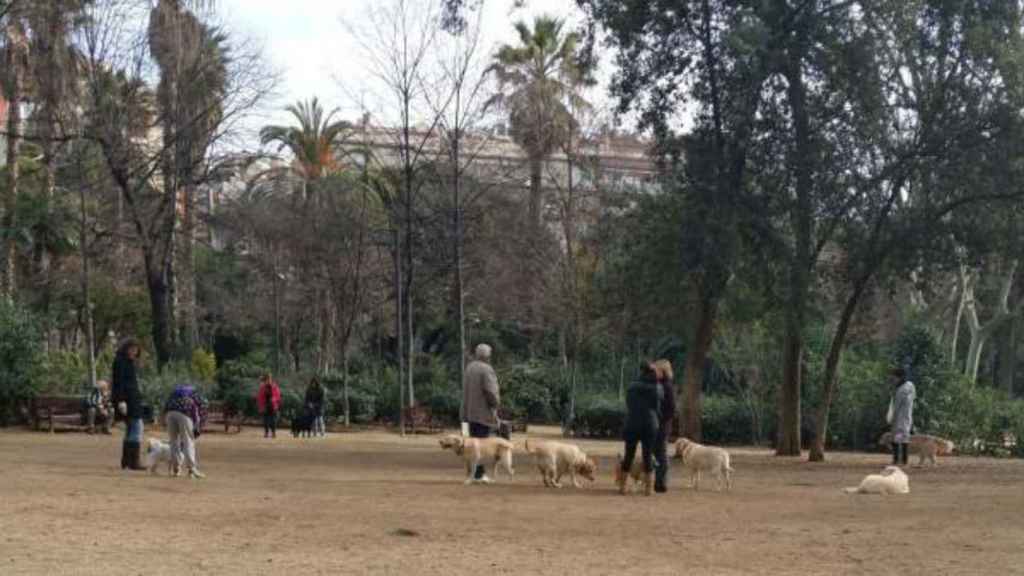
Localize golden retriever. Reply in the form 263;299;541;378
439;434;515;484
675;438;734;491
878;432;955;466
524;438;596;488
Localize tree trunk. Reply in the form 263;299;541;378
528;156;543;232
179;181;197;354
80;153;98;390
393;226;405;435
951;268;969;368
809;278;869;462
999;316;1018;396
2;16;27;301
342;346;351;427
777;31;814;457
144;257;174;369
683;294;717;442
964;261;1020;382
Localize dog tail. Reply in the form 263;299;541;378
842;486;860;494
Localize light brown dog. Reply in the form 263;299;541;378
613;453;646;493
524;438;596;488
879;432;956;466
675;438;733;491
439;434;515;484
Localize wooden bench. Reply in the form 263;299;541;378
404;404;445;434
205;401;243;434
31;395;88;433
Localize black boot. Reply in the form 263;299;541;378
121;441;130;469
899;443;909;466
654;464;668;493
891;442;900;466
125;441;146;471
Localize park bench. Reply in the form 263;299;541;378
205;400;243;434
30;395;88;433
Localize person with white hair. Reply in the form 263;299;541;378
461;343;502;484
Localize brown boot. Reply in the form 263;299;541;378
615;464;628;495
643;471;654;496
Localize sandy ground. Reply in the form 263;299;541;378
1;425;1023;576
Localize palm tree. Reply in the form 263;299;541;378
259;97;352;200
490;15;589;231
259;98;352;372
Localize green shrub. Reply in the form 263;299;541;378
216;354;269;417
701;395;751;445
36;350;88;395
191;348;217;383
0;302;44;425
499;362;556;423
570;395;624;438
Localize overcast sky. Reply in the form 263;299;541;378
216;0;592;134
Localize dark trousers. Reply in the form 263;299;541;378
468;421;491;479
892;442;909;465
653;428;670;490
263;412;277;437
622;426;657;474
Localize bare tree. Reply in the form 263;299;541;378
346;0;452;432
77;0;275;367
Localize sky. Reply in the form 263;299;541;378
216;0;590;132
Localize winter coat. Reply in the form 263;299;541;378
256;381;282;414
165;385;209;436
461;360;500;427
659;378;676;434
889;380;916;443
111;354;143;420
305;385;326;415
625;377;663;436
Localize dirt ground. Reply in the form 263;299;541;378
1;426;1022;576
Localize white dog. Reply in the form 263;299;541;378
844;465;910;495
524;438;596;488
144;438;181;476
675;438;734;491
438;434;515;485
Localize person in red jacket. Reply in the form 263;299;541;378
256;373;282;438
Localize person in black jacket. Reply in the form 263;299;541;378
111;338;146;471
305;377;326;437
618;361;663;496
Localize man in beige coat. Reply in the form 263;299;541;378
461;343;501;483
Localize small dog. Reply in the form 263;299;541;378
144;438;178;476
844;465;910;495
878;432;955;466
291;407;315;438
613;453;646;493
675;438;734;491
438;434;515;484
524;438;596;488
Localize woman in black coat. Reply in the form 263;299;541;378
618;361;663;496
111;338;146;470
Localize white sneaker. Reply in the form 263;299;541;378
189;469;206;480
477;475;493;485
